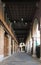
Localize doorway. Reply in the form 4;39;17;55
4;33;9;57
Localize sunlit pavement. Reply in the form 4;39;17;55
0;52;41;65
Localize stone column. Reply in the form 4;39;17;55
7;35;11;56
27;41;29;53
32;37;36;57
40;18;41;60
29;39;32;54
14;41;15;52
28;41;30;53
14;42;17;53
0;25;5;61
12;40;15;54
14;42;18;53
39;0;41;60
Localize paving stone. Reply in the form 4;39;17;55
0;52;41;65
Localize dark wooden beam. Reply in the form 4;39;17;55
2;0;39;2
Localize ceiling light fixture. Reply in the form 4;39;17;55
21;18;23;21
14;20;16;23
3;3;5;7
36;2;39;7
25;22;27;25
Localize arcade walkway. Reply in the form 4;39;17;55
0;52;41;65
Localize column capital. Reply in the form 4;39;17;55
3;3;5;8
7;34;11;38
0;25;5;34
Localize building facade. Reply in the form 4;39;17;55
0;0;18;61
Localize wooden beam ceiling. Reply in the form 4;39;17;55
2;0;39;43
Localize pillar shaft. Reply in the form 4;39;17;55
8;35;11;56
40;18;41;60
0;25;5;61
29;41;31;53
11;40;14;54
32;37;36;57
39;0;41;60
27;42;29;53
12;40;14;54
14;42;18;53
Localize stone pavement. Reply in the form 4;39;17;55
0;52;41;65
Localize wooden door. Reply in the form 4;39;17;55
4;35;9;57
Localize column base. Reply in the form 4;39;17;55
8;50;11;56
0;55;4;61
32;54;36;57
8;54;11;56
